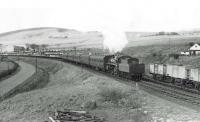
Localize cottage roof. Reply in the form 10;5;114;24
189;43;200;50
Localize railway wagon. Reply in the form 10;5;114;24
150;63;200;90
149;64;166;80
90;55;107;70
73;55;81;64
185;67;200;90
66;54;74;62
80;55;90;66
150;64;186;80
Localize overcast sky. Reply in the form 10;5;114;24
0;0;200;51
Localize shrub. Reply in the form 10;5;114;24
189;42;195;46
99;87;143;109
119;94;142;109
169;53;180;59
99;87;127;104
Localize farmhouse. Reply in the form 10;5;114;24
189;43;200;55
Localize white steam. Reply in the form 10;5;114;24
103;29;128;52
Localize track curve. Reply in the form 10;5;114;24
0;61;35;97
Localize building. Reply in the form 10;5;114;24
14;45;25;53
189;43;200;55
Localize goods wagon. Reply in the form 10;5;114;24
190;68;199;81
171;65;186;79
61;54;70;61
67;54;74;62
150;63;200;90
149;64;155;74
149;64;166;80
149;64;165;75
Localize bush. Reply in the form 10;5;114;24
99;87;143;109
169;53;180;59
158;31;165;35
189;42;195;46
119;94;142;109
99;87;127;104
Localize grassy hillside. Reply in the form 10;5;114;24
126;33;200;47
0;27;104;49
0;58;151;122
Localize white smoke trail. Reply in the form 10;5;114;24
103;29;128;52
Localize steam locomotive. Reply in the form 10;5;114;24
62;53;145;81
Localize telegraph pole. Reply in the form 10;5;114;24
35;56;38;73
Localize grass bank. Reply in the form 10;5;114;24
0;58;19;81
0;57;152;122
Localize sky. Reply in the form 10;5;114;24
0;0;200;51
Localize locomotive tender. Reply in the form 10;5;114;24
149;63;200;91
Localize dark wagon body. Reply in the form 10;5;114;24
89;55;112;70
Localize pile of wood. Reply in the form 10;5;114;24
49;109;105;122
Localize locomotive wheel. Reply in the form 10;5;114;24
186;82;195;89
196;84;200;91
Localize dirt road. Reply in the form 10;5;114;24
0;61;35;97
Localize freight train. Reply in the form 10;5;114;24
149;63;200;91
3;51;200;91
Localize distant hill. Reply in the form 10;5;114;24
123;30;200;69
0;27;104;49
125;30;200;47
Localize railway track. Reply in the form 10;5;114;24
139;80;200;105
8;56;200;106
74;62;200;106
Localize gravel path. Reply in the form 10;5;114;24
0;61;35;96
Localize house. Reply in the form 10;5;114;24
189;43;200;55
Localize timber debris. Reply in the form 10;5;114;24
49;109;105;122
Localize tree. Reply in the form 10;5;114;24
41;44;48;49
158;31;165;35
170;32;179;35
189;42;195;46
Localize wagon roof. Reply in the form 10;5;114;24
90;55;114;59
